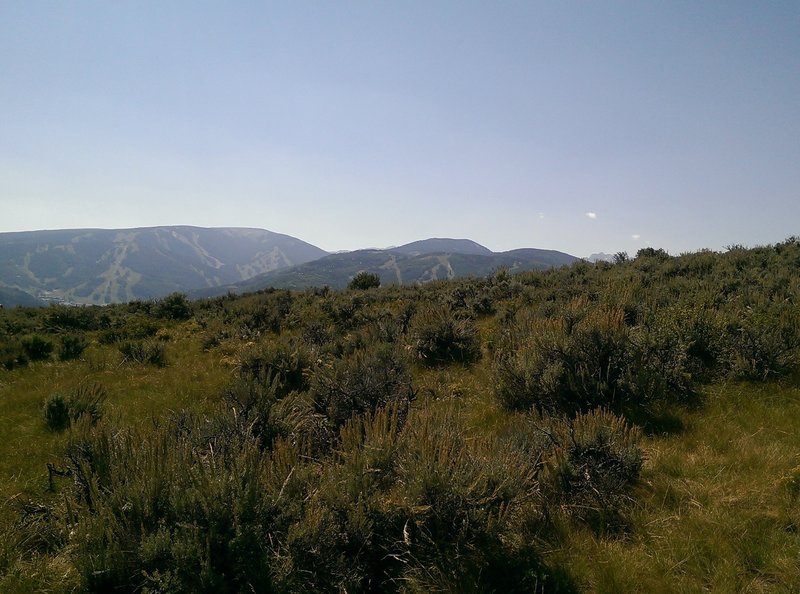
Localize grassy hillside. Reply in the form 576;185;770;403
0;239;798;592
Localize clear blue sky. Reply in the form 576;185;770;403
1;1;798;256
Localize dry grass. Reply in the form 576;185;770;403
548;379;800;592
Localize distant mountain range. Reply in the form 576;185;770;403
192;238;577;297
0;227;326;306
587;252;615;263
0;228;578;306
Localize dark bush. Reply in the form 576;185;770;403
409;305;482;366
99;316;159;344
280;406;547;592
348;271;381;290
59;421;294;593
324;295;366;331
541;409;643;530
45;305;103;332
494;307;629;413
623;324;693;403
726;300;800;380
155;292;193;320
43;394;71;431
310;344;415;427
635;247;670;261
237;340;311;397
22;335;54;361
43;383;107;431
223;372;326;451
0;339;28;370
59;333;88;361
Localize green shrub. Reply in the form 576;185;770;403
59;421;292;593
43;394;71;431
674;306;727;379
495;304;694;414
348;271;381;290
222;372;327;451
726;299;800;380
154;292;193;320
623;323;693;403
409;305;482;366
59;333;88;361
238;290;295;334
392;409;542;591
280;406;548;592
21;335;54;361
0;339;28;370
310;344;415;427
99;316;159;344
236;339;311;397
324;295;366;331
45;305;104;331
494;307;630;413
541;408;643;530
43;383;107;431
118;340;167;367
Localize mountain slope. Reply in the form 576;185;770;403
193;245;578;295
392;238;494;257
0;286;45;308
0;227;327;304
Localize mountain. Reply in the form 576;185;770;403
193;244;578;295
392;238;494;257
587;252;615;263
0;227;327;305
0;286;45;308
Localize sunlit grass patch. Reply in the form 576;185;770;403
548;379;800;591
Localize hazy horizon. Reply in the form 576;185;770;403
2;2;798;256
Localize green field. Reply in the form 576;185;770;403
1;240;799;592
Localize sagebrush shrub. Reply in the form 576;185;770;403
541;408;642;530
495;305;694;414
22;335;54;361
348;271;381;290
118;340;167;367
409;305;482;366
43;383;107;431
43;393;71;431
154;292;192;320
310;344;415;427
236;339;311;397
61;421;285;593
45;305;104;332
99;316;159;344
0;339;28;370
223;372;327;451
59;333;88;361
727;299;800;380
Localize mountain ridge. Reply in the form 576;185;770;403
0;226;327;305
0;226;579;305
192;244;578;296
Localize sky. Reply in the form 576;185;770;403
1;2;798;257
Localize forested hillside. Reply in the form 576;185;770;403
191;244;577;296
0;227;327;305
1;239;799;592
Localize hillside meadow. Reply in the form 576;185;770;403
1;239;799;592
